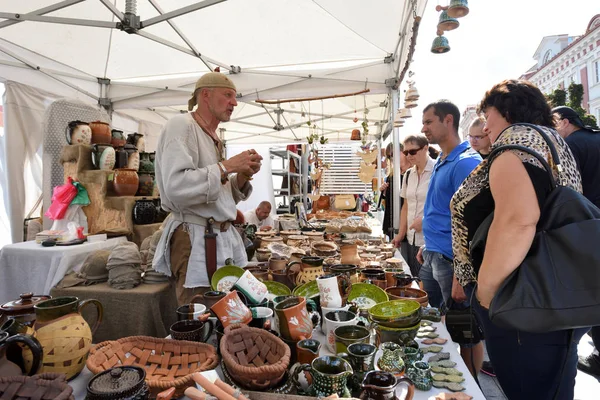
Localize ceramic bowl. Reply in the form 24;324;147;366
385;287;429;307
373;321;421;346
347;283;389;311
368;300;421;328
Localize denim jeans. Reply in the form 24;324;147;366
466;283;588;399
419;250;454;309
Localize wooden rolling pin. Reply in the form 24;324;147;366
192;372;237;400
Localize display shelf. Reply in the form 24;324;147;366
270;147;304;215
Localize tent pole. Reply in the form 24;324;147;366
98;0;125;21
141;0;227;28
0;13;117;29
0;0;85;30
392;89;401;239
148;0;213;71
0;43;98;100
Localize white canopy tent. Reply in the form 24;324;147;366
0;0;427;242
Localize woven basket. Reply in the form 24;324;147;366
86;336;218;397
220;324;291;390
0;373;73;400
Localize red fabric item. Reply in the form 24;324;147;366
44;178;78;220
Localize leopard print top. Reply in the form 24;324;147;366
450;124;582;286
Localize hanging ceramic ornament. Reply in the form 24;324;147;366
358;162;376;183
431;35;451;54
356;148;378;164
446;0;469;18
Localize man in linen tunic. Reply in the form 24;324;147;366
153;72;262;305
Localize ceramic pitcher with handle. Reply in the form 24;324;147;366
23;296;102;380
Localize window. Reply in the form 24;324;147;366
595;60;600;84
543;50;553;65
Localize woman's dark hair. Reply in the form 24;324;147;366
428;147;440;159
403;135;429;149
477;79;554;128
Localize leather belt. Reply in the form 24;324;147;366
173;213;232;232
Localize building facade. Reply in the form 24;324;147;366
459;105;477;140
522;15;600;122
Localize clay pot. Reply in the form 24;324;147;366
137;172;154;196
341;244;361;265
0;293;52;328
113;168;139;196
91;144;116;171
133;198;156;225
23;296;102;380
89;121;111;144
66;121;92;145
110;129;126;148
261;236;283;249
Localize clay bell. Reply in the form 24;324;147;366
447;0;469;18
438;10;459;32
431;35;450;54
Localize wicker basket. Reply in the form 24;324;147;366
0;373;73;400
220;324;291;390
86;336;219;397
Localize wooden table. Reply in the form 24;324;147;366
51;281;178;343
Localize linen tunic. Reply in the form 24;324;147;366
400;157;435;247
152;113;252;288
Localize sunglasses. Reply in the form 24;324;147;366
403;146;424;156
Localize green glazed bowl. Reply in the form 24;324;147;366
368;300;421;328
347;283;389;310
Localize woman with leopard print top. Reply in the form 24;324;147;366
450;79;586;400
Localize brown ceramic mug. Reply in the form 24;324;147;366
210;290;252;328
190;291;226;315
275;296;315;341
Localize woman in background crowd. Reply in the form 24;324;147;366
392;135;434;277
468;116;492;159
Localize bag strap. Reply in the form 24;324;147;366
488;123;561;189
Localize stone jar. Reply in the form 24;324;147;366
23;296;103;380
113;168;139;196
133;198;156;225
137;172;154;197
89;121;111;144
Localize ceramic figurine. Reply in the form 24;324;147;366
66;120;92;145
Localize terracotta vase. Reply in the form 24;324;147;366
341;244;361;265
89;121;111;144
113;168;139;196
137;172;154;196
23;296;102;380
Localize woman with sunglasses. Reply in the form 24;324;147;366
381;142;411;241
468;116;492;159
392;135;435;277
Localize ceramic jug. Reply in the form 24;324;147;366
406;361;432;391
138;152;155;174
291;256;325;286
22;296;102;380
65;120;92;145
339;343;376;395
291;356;353;398
275;296;315;341
91;144;116;171
114;146;128;169
110;129;126;147
0;330;42;377
360;371;415;400
377;342;405;374
316;273;351;308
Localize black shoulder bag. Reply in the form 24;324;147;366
470;123;600;333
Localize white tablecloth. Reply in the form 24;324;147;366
68;319;485;400
0;237;127;303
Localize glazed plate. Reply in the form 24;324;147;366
292;280;320;299
347;283;389;310
263;281;292;299
211;265;245;292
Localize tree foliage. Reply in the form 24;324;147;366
547;83;598;129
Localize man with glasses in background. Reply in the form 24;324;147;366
468;116;492;159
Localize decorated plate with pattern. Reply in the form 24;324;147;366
348;283;389;310
211;265;245;292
